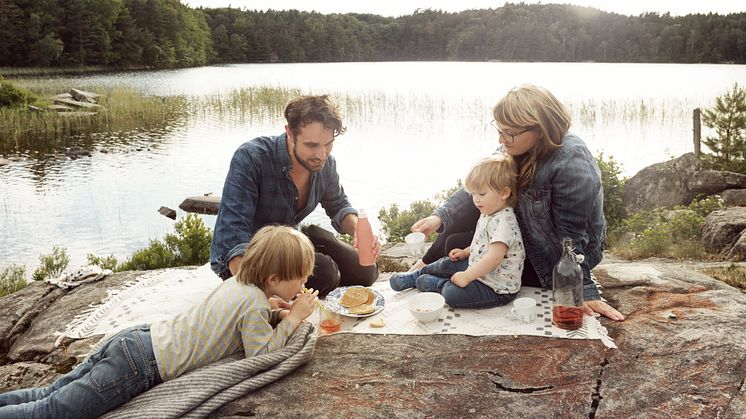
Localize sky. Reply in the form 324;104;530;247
182;1;744;17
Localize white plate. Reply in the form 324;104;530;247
325;286;385;318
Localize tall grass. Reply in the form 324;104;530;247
0;85;187;152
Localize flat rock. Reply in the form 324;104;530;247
689;170;746;195
53;98;101;109
0;255;744;417
179;195;221;215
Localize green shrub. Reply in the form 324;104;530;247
118;214;212;271
86;253;119;271
378;200;437;243
700;83;746;174
596;152;627;229
0;265;27;297
0;78;33;108
31;246;70;281
608;197;724;260
164;213;212;266
378;182;462;244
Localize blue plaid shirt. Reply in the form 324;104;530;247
210;133;357;276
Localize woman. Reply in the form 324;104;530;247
410;84;625;321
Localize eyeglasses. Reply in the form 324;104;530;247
491;121;532;143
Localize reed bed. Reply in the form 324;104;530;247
0;86;186;153
1;80;695;154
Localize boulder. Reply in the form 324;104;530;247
701;207;746;261
0;255;744;417
622;153;698;215
722;189;746;206
688;170;746;196
0;158;10;166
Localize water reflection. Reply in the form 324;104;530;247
2;62;745;273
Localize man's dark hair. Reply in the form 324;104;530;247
284;95;346;137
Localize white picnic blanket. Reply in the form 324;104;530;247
56;263;615;350
56;264;221;347
317;281;617;349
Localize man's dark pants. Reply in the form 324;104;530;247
220;224;378;297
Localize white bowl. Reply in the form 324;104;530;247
408;292;445;323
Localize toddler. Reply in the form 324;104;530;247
390;155;525;308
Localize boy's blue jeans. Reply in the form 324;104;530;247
398;257;517;309
0;324;161;419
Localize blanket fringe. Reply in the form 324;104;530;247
54;270;171;345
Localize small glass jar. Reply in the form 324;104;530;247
318;305;341;334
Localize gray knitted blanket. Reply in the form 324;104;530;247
102;322;317;419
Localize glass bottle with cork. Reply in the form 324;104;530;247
552;237;584;330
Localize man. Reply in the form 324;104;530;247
210;95;379;297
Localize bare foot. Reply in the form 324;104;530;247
409;259;426;272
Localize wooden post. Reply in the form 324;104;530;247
693;108;701;158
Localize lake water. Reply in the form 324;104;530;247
2;62;745;272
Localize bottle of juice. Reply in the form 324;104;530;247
356;209;376;266
552;237;584;330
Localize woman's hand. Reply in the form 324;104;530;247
411;215;442;236
583;300;625;321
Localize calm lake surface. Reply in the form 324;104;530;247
2;62;745;272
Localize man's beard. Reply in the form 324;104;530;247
293;144;325;173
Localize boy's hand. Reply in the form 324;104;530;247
449;248;468;261
287;288;319;326
268;296;292;310
451;272;472;288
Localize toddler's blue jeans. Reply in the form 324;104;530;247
414;257;516;309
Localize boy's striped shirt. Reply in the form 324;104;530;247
150;278;293;381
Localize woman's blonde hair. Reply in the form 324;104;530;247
464;155;518;208
236;225;315;290
492;84;571;188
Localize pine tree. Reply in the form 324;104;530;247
701;83;746;174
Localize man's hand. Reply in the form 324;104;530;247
353;234;381;261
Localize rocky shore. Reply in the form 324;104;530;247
1;248;744;418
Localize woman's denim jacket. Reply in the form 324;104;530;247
435;134;605;300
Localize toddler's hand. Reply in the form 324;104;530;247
449;248;467;261
451;272;471;288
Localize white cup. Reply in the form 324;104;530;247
510;297;537;323
404;232;426;256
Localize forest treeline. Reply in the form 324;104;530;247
1;0;744;68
